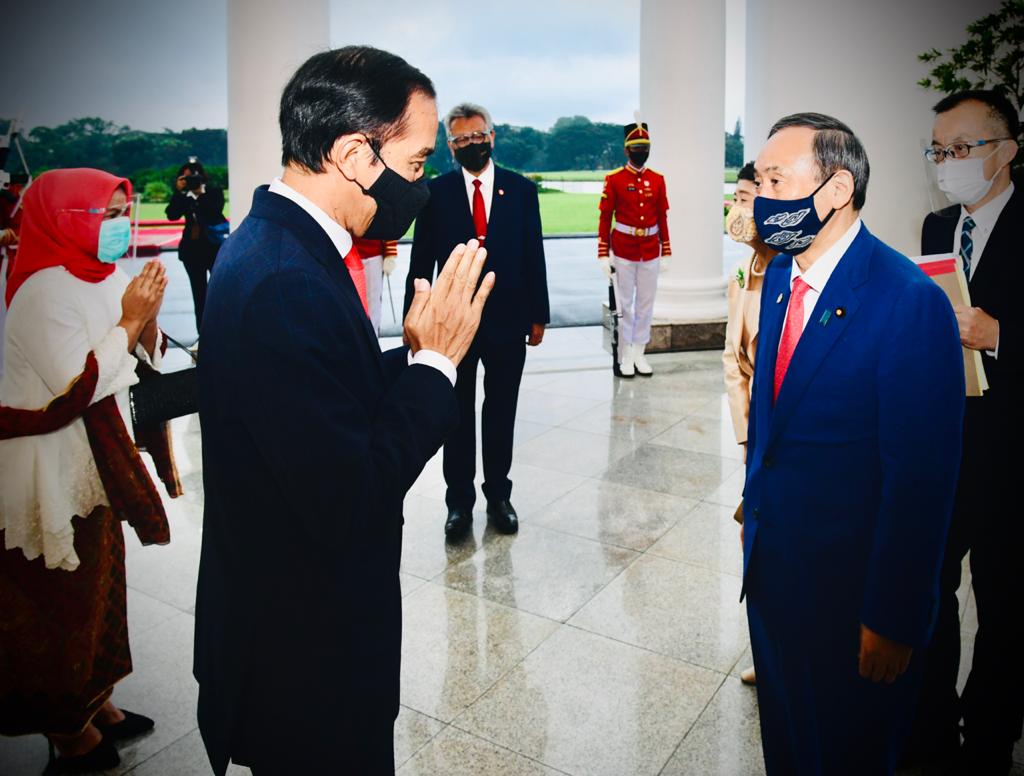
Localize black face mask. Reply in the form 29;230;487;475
352;143;431;240
627;148;649;168
454;142;492;173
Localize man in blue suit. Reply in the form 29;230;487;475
193;47;494;775
742;113;965;775
405;102;549;542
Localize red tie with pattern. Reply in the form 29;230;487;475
472;179;487;241
773;277;812;402
343;245;370;317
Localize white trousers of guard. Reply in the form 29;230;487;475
362;255;384;334
613;256;660;346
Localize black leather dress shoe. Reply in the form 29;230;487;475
444;508;473;542
486;500;519;534
95;709;154;741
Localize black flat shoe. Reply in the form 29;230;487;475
486;500;519;534
46;736;120;774
444;507;473;543
95;709;155;741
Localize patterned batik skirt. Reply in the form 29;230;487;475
0;507;131;735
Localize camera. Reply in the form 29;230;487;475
184;173;204;191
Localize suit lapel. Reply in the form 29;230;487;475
487;166;508;246
446;171;476;242
252;188;384;369
765;227;872;450
755;257;791;431
968;186;1020;294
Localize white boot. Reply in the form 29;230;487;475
634;344;653;376
618;343;635;377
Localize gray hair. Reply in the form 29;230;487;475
445;102;494;136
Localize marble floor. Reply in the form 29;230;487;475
0;326;1009;775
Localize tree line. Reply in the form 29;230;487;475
4;115;745;197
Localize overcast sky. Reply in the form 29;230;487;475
3;0;745;134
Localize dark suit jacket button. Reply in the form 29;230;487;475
753;507;761;516
763;457;774;468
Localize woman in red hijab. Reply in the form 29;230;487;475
0;169;178;773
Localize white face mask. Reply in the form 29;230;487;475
935;154;998;206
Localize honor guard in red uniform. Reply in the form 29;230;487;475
598;117;671;376
352;237;398;333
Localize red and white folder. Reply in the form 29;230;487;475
910;254;988;397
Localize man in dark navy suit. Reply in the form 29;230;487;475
405;102;549;542
193;47;493;775
906;89;1022;775
742;113;965;775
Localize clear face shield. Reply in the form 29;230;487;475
920;137;959;219
921;136;1014;217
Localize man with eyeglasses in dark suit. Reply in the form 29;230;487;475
405;102;549;543
904;89;1022;776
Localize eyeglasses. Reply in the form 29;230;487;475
924;138;1010;164
449;131;492;149
60;201;133;219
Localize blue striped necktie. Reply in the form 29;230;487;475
960;216;976;277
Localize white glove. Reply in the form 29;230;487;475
382;257;397;276
599;257;612;281
660;256;670;273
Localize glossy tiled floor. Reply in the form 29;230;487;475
0;327;1007;775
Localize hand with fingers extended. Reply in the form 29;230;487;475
119;260;168;350
404;239;495;367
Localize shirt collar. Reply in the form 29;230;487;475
790;217;862;293
268;177;353;259
962;182;1014;235
462;159;494;189
626;162;646;174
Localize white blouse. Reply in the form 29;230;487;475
0;266;162;571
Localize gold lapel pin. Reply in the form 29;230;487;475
835;307;846;318
498;188;505;196
776;293;784;304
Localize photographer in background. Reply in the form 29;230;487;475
165;158;226;331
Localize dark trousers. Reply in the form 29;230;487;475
443;338;527;510
180;238;218;332
908;448;1023;771
747;587;923;775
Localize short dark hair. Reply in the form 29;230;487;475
737;161;756;183
768;112;870;210
279;46;436;172
932;89;1021;141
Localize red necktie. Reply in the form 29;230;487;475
472;179;487;241
773;277;812;402
343;246;370;317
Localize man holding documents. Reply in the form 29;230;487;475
742;113;964;775
906;89;1022;775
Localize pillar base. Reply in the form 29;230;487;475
602;304;727;353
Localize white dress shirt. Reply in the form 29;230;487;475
782;218;862;343
268;177;456;385
461;159;494;222
951;183;1011;358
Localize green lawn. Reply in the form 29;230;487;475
136;193;232;221
533;170;611;181
137;180;726;237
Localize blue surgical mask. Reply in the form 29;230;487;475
97;216;131;262
753;175;836;255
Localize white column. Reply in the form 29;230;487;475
226;0;330;226
641;0;728;323
745;0;1000;255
